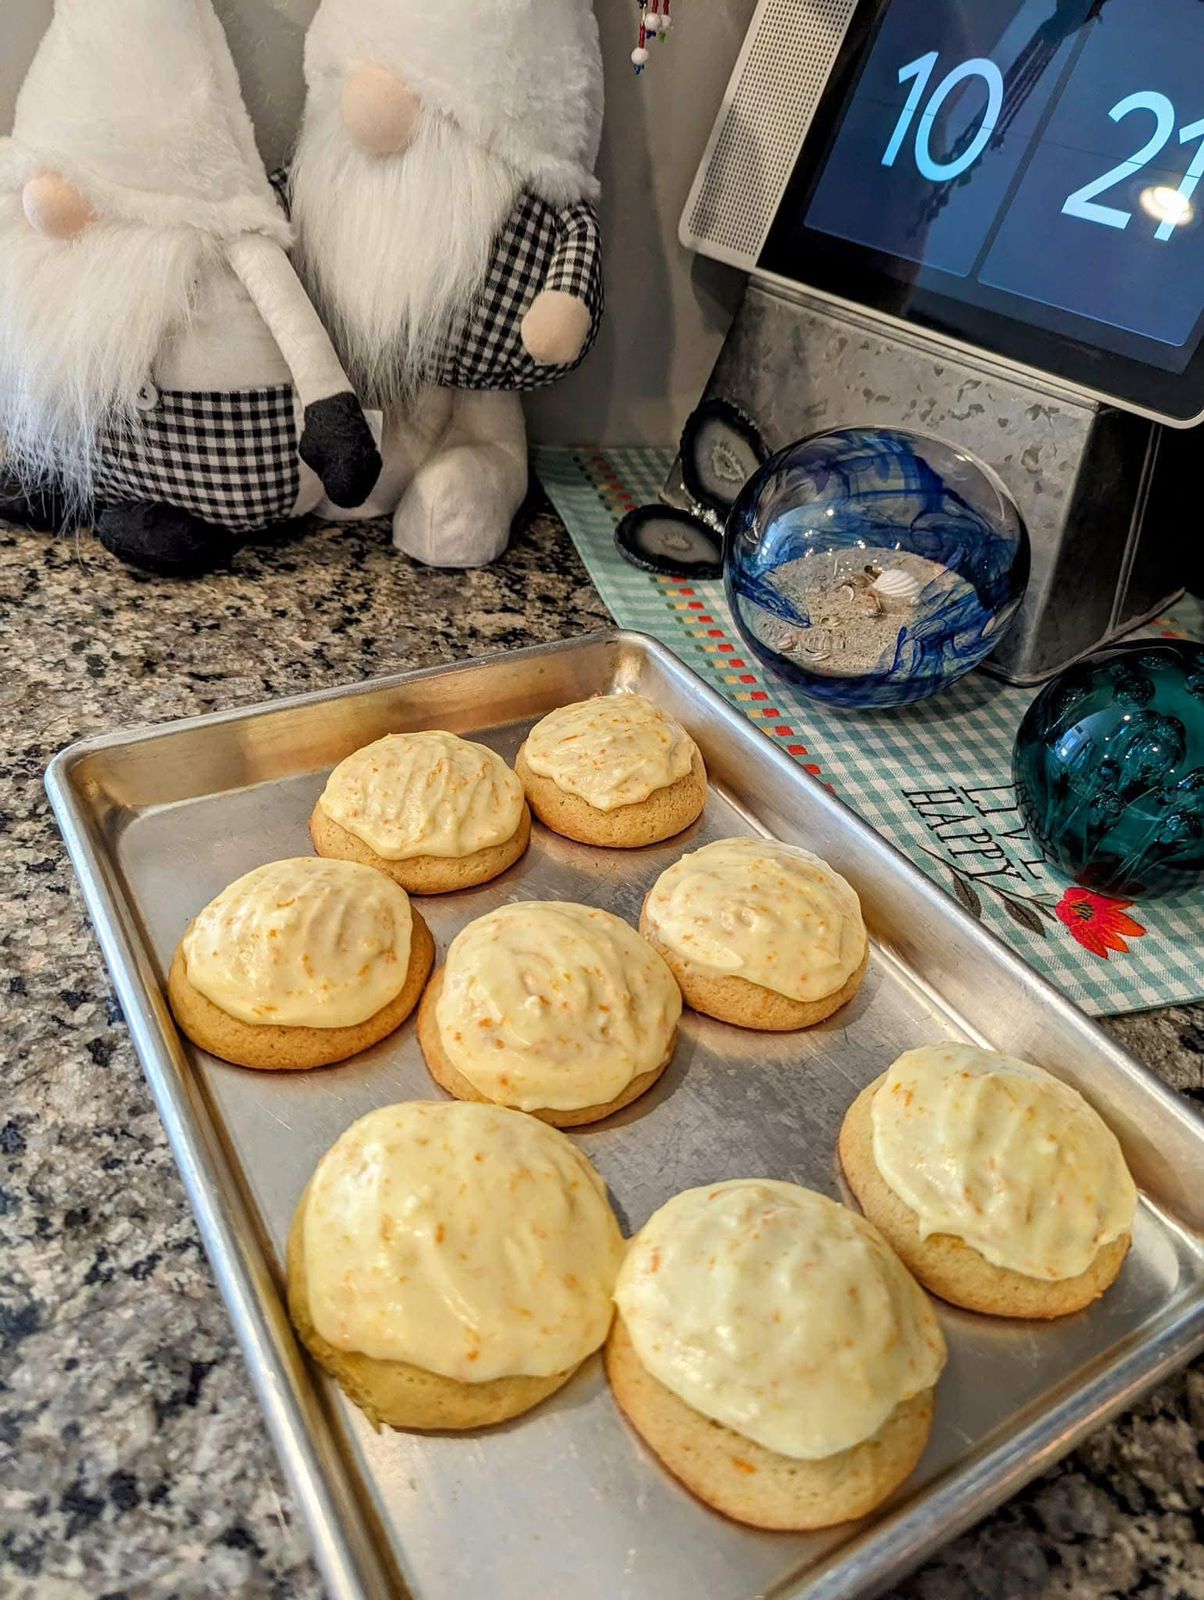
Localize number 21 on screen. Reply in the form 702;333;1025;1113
1061;93;1204;240
882;53;1203;240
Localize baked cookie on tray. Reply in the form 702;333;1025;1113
419;900;681;1125
515;694;706;847
839;1043;1137;1319
607;1179;946;1529
288;1101;625;1429
311;729;530;894
640;836;868;1029
168;857;433;1070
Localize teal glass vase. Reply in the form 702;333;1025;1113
1013;640;1204;897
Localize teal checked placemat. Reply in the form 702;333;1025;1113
534;445;1204;1018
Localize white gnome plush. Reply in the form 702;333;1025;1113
289;0;605;568
0;0;381;576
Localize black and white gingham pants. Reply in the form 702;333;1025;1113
94;384;301;533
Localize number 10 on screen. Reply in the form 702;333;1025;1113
882;52;1204;241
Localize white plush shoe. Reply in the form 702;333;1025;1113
391;437;527;567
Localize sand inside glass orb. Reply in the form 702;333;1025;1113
746;546;977;679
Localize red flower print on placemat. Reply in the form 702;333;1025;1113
1055;889;1146;959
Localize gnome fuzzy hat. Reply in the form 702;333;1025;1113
0;0;288;245
303;0;604;207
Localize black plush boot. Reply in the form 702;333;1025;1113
95;501;240;577
0;469;76;534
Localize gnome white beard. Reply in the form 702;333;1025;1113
291;91;521;410
0;196;216;497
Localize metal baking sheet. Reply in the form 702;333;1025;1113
46;631;1204;1600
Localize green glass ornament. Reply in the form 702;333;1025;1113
1013;640;1204;897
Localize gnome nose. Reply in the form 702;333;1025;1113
341;65;422;157
22;171;94;240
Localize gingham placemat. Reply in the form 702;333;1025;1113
535;445;1204;1017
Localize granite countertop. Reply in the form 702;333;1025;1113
2;502;1201;1600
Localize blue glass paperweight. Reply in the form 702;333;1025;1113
724;427;1029;709
1014;640;1204;898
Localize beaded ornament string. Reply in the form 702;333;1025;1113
631;0;672;72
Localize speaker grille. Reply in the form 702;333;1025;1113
686;0;857;263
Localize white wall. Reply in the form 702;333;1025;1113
0;0;757;446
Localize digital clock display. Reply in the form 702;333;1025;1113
759;0;1204;421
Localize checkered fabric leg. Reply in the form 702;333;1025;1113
95;387;301;534
434;195;604;391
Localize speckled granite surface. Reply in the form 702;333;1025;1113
1;502;1201;1600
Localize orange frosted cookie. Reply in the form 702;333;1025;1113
839;1044;1137;1318
311;730;530;893
516;694;706;847
607;1180;945;1528
419;900;681;1125
288;1101;625;1429
168;857;432;1069
640;836;867;1029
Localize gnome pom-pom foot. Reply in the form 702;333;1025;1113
95;502;240;578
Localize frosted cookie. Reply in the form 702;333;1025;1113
168;857;433;1071
310;730;530;894
418;901;681;1126
640;836;868;1030
288;1101;625;1429
607;1180;946;1529
838;1044;1137;1319
515;694;706;848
